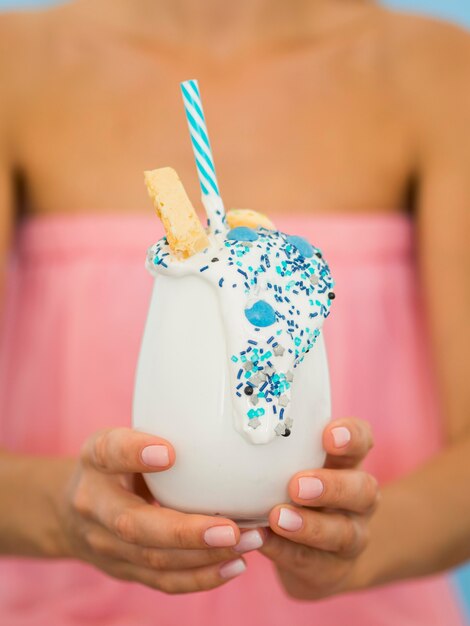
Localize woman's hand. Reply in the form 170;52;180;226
258;417;380;600
57;427;263;594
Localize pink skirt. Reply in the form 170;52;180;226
0;213;466;625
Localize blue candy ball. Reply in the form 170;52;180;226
245;300;277;327
227;226;259;242
286;235;314;258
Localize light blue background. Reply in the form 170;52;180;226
1;0;469;26
0;0;469;622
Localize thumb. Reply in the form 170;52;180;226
80;427;175;474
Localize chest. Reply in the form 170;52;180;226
16;37;413;215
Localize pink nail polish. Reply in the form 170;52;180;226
219;558;246;579
233;529;264;553
141;445;170;467
298;477;324;500
332;426;351;448
204;525;236;547
278;508;303;531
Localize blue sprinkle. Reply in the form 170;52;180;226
199;265;209;272
227;226;259;242
218;278;224;287
237;369;243;380
237;269;248;280
245;300;277;327
248;340;258;346
280;408;285;419
267;336;274;344
286;235;314;258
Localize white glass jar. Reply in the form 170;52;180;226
133;272;331;527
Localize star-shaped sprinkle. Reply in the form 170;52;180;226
250;373;264;386
278;395;289;407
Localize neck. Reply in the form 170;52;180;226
80;0;374;60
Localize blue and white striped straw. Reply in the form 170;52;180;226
180;79;226;234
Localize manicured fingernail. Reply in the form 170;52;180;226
278;508;303;531
141;445;170;467
332;426;351;448
233;529;264;553
298;477;324;500
219;558;246;579
204;525;237;547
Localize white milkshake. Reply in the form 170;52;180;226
132;169;335;525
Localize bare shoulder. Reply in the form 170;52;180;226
0;8;51;118
375;7;470;157
0;4;84;114
380;9;470;102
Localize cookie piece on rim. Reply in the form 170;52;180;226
144;167;209;258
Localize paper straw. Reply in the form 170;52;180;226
180;79;226;234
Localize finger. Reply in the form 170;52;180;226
268;505;369;558
258;529;324;572
288;469;380;514
81;427;175;474
322;418;374;469
110;556;247;593
91;481;241;550
84;525;264;570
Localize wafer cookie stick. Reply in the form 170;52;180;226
144;167;209;258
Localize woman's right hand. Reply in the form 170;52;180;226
57;427;264;594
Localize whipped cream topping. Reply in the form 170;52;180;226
146;226;335;445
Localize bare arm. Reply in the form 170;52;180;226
0;50;66;558
352;19;470;587
253;19;470;601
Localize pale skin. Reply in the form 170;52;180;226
0;0;469;599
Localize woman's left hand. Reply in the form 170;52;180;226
258;417;380;600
